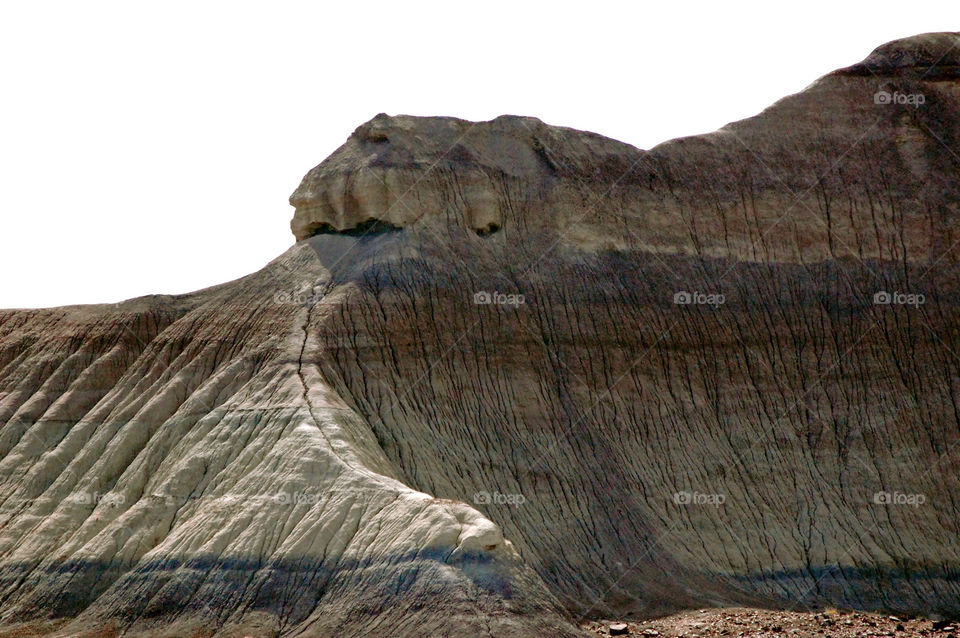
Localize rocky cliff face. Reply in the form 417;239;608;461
292;32;960;265
1;32;959;637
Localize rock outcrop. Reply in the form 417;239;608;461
1;32;960;637
292;32;960;265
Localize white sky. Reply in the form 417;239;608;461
0;1;955;308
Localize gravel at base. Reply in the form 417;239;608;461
582;607;955;637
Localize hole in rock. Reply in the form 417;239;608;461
310;218;403;238
475;222;501;237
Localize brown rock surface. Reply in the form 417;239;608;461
291;31;960;265
1;32;960;637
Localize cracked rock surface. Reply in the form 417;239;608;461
1;32;960;637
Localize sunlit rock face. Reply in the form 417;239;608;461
1;32;960;637
289;112;643;245
0;251;575;638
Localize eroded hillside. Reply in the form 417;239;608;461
1;32;959;637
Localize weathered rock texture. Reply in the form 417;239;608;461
2;32;960;637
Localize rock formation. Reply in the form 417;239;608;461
1;32;959;637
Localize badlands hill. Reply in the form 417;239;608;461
1;32;960;637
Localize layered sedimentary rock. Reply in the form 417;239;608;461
1;32;960;637
292;32;960;265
